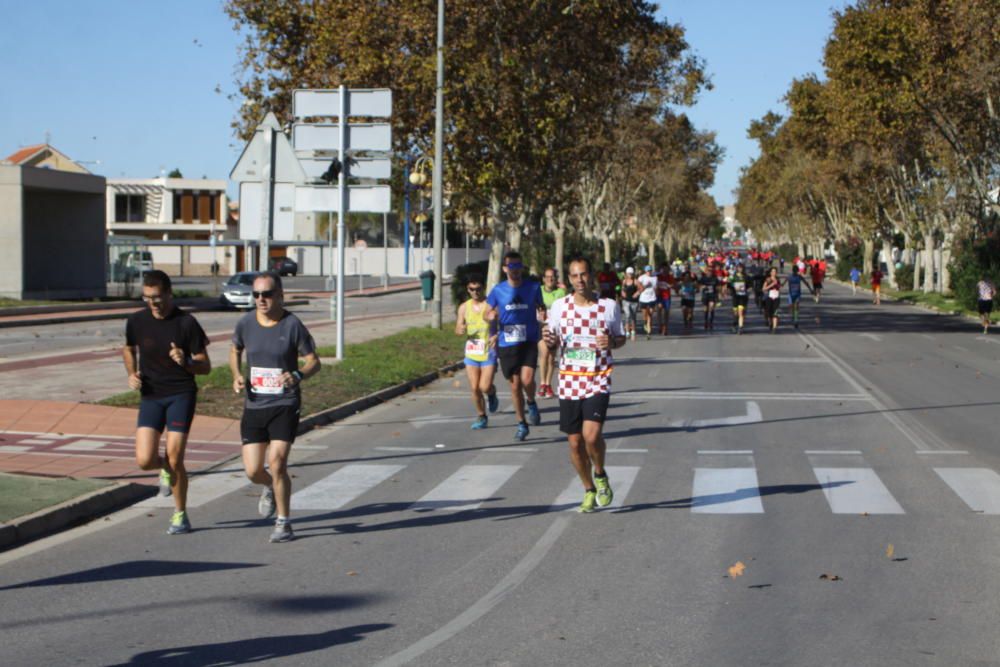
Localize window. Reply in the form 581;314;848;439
114;194;146;222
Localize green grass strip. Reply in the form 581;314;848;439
0;473;111;523
98;326;463;420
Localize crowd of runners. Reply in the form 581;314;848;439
119;249;998;535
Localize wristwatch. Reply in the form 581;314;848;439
291;370;304;383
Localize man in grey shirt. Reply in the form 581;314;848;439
230;272;320;543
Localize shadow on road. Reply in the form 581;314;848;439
106;623;393;666
0;560;264;590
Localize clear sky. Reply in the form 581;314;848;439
0;0;847;206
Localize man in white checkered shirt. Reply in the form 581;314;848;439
543;256;627;513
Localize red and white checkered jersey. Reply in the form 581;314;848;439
548;295;624;400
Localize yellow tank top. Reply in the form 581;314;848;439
463;299;491;362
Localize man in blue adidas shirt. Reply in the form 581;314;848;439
786;264;814;329
486;251;545;441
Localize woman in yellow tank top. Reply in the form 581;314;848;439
455;274;499;429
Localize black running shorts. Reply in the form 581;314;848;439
497;342;539;381
978;299;994;314
559;392;610;435
733;295;749;309
241;405;301;445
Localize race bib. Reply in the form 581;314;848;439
250;367;284;395
564;347;596;369
503;324;527;343
768;289;780;300
465;338;486;356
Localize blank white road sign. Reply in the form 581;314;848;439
299;156;392;181
293;123;392;153
293;88;393;119
295;184;392;213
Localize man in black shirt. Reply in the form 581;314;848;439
123;270;210;535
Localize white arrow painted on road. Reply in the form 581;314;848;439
667;401;762;428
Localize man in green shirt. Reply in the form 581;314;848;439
537;267;568;398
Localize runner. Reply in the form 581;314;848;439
699;265;720;331
655;263;675;335
871;265;884;305
543;256;626;513
679;268;698;329
485;251;545;441
748;261;765;312
537;267;568;398
230;271;320;543
123;270;210;535
810;259;825;303
729;263;750;334
787;264;814;328
850;266;861;295
620;267;640;341
637;265;658;339
455;274;500;428
762;266;783;333
595;262;620;301
977;274;996;334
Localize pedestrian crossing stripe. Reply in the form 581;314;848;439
188;460;1000;519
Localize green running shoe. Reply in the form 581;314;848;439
167;511;191;535
578;490;597;513
594;474;614;507
158;468;173;497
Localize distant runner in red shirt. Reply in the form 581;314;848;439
870;267;883;305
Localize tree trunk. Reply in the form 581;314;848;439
486;196;507;291
646;239;656;268
863;238;876;275
912;251;921;291
923;244;935;293
940;232;953;295
934;245;944;293
883;240;896;287
797;241;805;258
602;233;612;264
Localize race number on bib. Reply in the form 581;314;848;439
565;347;596;369
503;324;527;343
250;367;284;395
768;289;780;300
465;338;486;356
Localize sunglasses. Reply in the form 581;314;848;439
141;295;166;303
252;290;276;299
505;262;524;270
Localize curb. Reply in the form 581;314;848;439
0;357;465;552
0;481;156;552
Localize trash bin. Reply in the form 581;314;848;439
419;270;435;301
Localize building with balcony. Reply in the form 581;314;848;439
106;177;233;275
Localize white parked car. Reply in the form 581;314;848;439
220;272;258;309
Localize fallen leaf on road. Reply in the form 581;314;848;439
452;379;461;387
728;561;746;578
886;544;894;559
391;432;400;437
819;574;842;581
347;571;359;576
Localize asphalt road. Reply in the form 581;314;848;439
2;282;999;666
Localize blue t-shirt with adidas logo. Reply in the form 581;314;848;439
487;279;544;347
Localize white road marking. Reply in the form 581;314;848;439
691;467;765;514
687;401;761;427
375;446;433;453
409;413;453;429
410;464;521;512
371;515;571;667
137;469;250;509
18;438;60;445
812;467;904;514
933;468;1000;514
954;345;970;353
611;448;649;454
805;450;863;455
291;464;406;510
698;450;753;455
0;445;31;453
482;447;538;453
421;390;868;402
55;440;107;451
920;334;936;341
550;466;641;512
647;368;660;378
975;336;1000;346
859;333;883;342
915;450;968;456
659;357;827;363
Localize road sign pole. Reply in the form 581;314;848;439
336;84;347;361
431;0;445;329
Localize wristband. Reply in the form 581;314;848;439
291;370;304;382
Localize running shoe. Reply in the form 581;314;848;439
258;486;276;518
514;421;529;442
578;490;597;513
526;401;541;426
269;520;294;543
594;474;614;507
158;468;173;497
487;391;499;414
471;415;488;430
167;511;191;535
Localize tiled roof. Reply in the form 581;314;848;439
4;144;46;164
